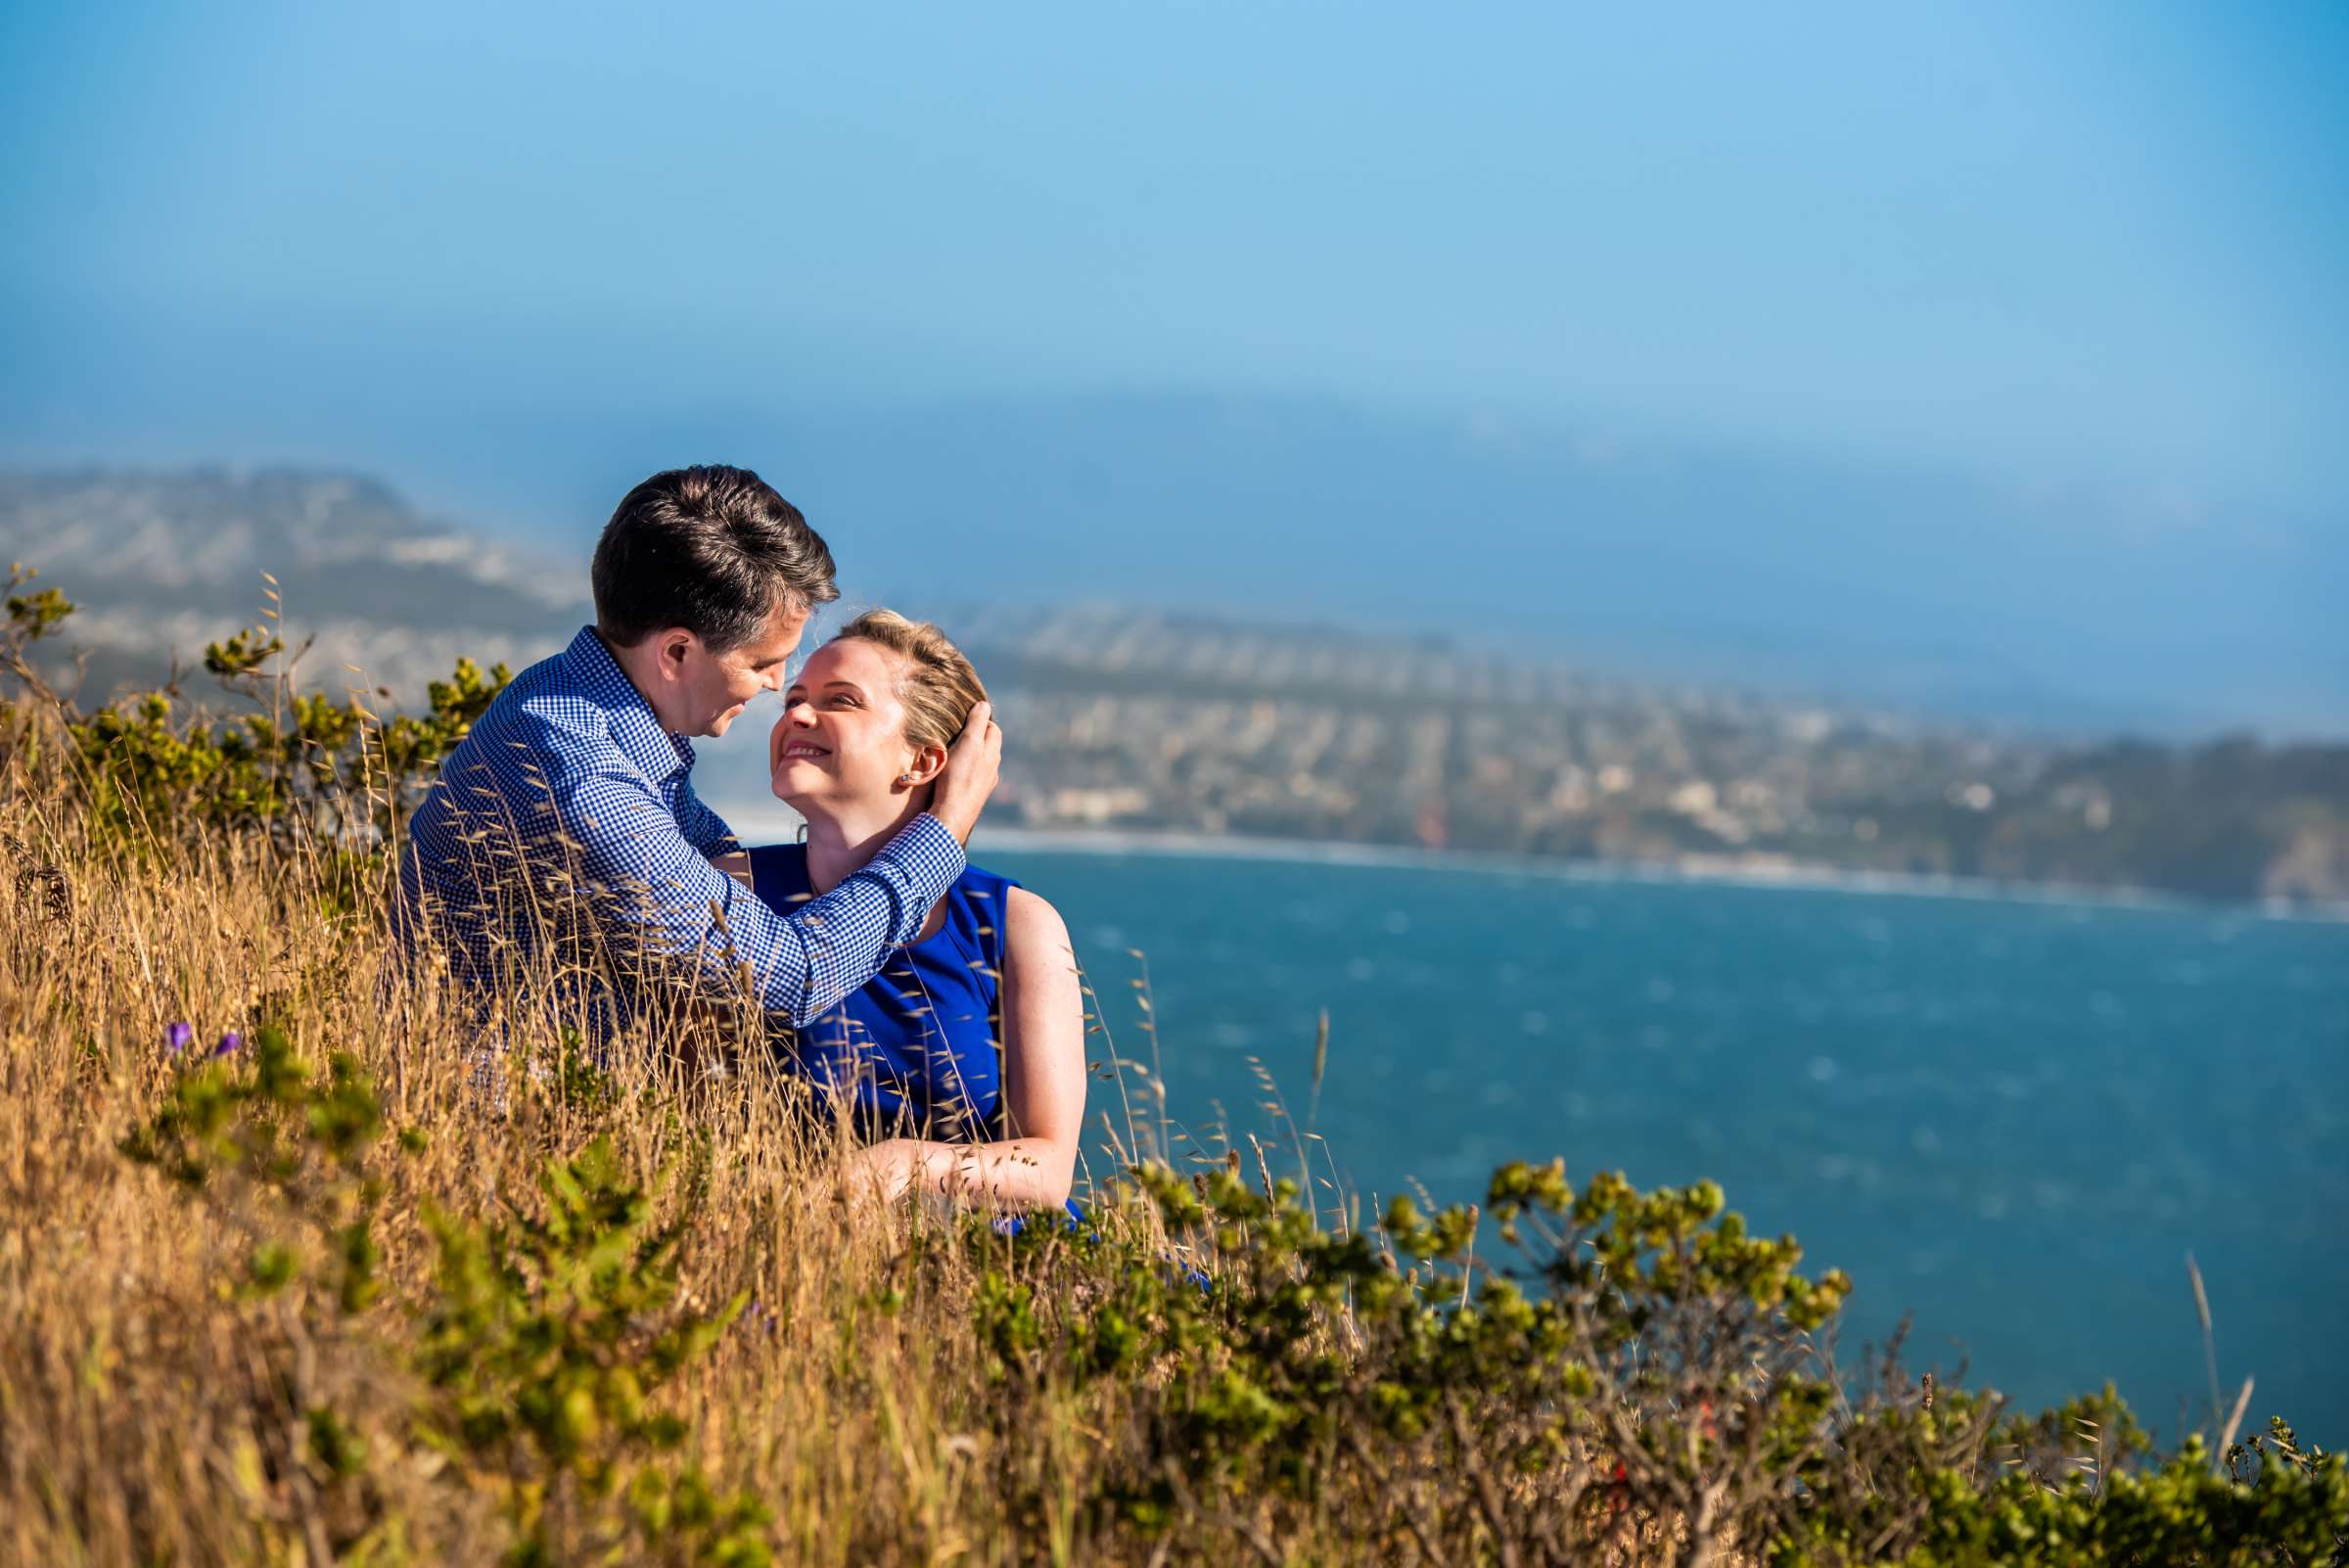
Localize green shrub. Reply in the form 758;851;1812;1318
119;1025;767;1566
2;563;506;858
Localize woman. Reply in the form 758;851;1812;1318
750;610;1084;1213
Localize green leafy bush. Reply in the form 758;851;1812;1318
118;1023;769;1566
895;1155;2344;1566
2;563;507;857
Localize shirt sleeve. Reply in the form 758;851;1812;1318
541;727;965;1025
674;774;741;856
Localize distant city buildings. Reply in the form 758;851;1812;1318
946;606;2349;908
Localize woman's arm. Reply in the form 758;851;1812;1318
856;887;1086;1209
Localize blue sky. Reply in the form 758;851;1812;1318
2;2;2343;730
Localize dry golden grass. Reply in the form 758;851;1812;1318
1;799;1101;1563
0;777;1537;1567
0;691;1752;1568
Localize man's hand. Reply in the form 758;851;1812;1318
928;699;1001;844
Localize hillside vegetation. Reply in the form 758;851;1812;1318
1;569;2342;1567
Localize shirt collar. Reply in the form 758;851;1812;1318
561;625;695;785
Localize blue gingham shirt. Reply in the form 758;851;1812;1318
396;625;965;1028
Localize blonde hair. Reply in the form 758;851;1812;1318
829;609;988;755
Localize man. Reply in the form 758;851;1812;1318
395;464;1000;1035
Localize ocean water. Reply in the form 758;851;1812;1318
977;844;2349;1442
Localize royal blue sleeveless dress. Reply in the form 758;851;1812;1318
749;844;1201;1267
749;843;1087;1233
748;842;1023;1142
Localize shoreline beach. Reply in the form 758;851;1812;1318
709;801;2349;925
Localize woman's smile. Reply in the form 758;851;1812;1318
779;739;831;761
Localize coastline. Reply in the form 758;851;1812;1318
710;802;2349;925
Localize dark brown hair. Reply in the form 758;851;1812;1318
591;466;839;651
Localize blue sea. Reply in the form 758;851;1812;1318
977;842;2348;1443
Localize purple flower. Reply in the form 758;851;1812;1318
164;1022;195;1054
212;1031;244;1057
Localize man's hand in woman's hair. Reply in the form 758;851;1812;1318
928;700;1002;844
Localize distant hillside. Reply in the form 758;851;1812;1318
9;466;2346;908
0;468;583;702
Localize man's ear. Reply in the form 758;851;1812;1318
654;627;697;682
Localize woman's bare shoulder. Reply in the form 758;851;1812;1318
1002;886;1072;956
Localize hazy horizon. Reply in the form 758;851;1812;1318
4;3;2342;735
7;401;2340;741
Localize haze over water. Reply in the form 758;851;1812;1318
973;844;2349;1440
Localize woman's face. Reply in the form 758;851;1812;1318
769;638;927;809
